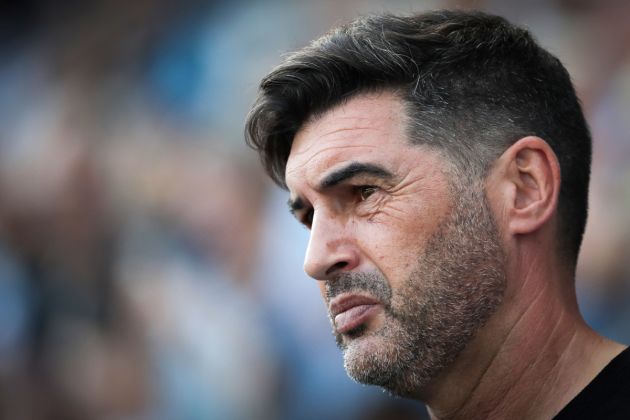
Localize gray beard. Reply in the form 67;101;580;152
325;184;507;398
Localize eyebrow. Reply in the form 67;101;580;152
319;161;393;189
287;161;393;216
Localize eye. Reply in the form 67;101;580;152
303;208;314;228
358;186;377;201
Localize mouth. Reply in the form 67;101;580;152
329;294;381;335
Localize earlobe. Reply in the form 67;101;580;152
499;136;561;235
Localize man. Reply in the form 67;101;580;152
245;10;629;419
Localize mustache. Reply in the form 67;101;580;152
325;271;393;305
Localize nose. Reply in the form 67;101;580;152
303;210;360;280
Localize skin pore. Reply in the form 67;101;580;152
284;91;625;419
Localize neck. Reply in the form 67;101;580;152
420;253;625;420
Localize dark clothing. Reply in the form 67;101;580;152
554;347;630;419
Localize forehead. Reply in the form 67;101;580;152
285;91;409;189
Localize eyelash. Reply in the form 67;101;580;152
357;185;378;201
303;208;314;228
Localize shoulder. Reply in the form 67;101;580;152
554;346;630;420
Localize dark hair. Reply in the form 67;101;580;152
245;10;592;265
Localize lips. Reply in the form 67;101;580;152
329;294;381;334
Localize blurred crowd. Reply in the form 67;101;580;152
0;0;628;419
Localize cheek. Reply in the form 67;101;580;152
357;219;427;287
357;199;450;286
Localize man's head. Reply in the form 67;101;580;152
246;10;591;264
245;10;592;396
278;91;508;397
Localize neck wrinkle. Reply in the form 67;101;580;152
496;304;576;419
455;283;552;419
427;254;573;420
524;323;579;417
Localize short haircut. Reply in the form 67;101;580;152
245;10;592;265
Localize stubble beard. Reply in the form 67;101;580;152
327;184;507;398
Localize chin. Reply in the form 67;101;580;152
340;323;431;398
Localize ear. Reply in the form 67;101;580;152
489;136;561;235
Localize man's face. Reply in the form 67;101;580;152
284;91;506;397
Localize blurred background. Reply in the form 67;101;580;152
0;0;629;419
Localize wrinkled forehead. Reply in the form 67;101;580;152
285;91;408;190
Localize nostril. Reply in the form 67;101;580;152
325;261;348;276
